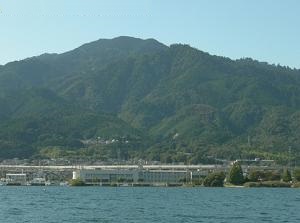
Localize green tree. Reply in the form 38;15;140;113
282;169;292;182
203;172;225;187
248;170;261;182
228;161;244;185
293;169;300;182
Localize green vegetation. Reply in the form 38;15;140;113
203;172;225;187
282;169;292;182
244;181;291;188
228;162;244;185
293;169;300;182
0;36;300;162
243;168;300;187
69;179;86;186
247;170;281;182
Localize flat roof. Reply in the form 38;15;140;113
6;173;26;176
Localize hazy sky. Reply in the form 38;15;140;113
0;0;299;68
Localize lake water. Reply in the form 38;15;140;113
0;187;299;223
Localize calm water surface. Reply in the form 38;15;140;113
0;187;299;223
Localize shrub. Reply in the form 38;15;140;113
293;169;300;182
203;172;225;187
244;181;291;188
248;170;281;182
248;170;261;182
69;178;86;186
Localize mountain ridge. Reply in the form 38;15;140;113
0;36;299;163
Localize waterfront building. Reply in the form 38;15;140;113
5;173;27;186
30;177;46;186
72;165;217;184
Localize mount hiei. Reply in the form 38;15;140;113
0;36;299;164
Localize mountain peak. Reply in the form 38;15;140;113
111;36;166;47
92;36;168;53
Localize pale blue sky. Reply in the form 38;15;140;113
0;0;299;68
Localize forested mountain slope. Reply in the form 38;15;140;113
0;36;299;163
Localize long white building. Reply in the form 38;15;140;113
72;165;220;184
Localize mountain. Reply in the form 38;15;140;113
0;36;299;163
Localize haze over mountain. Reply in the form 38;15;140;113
0;36;299;163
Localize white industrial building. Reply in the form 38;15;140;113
72;165;219;185
5;173;27;185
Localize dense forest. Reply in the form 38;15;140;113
0;36;300;164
